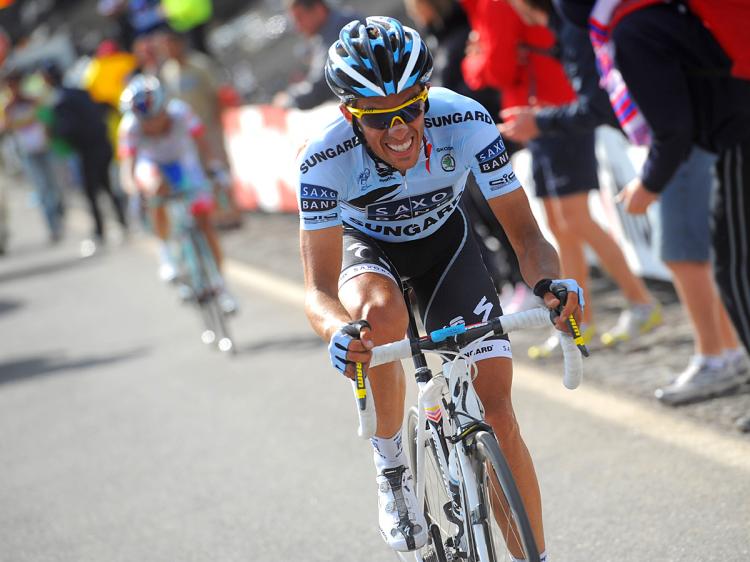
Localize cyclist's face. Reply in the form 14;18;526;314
140;112;170;136
341;85;426;173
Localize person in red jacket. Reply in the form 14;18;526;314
462;0;659;357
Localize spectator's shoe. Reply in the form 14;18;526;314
528;325;595;360
601;302;662;347
736;415;750;433
376;465;428;552
80;238;98;258
726;351;750;382
655;357;743;405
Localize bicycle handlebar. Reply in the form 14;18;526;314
353;307;584;438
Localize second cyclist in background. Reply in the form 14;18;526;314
117;75;238;314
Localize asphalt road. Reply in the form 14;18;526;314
1;185;749;561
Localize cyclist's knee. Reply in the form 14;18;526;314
485;403;521;440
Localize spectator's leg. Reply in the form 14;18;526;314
667;261;725;355
80;152;104;240
23;152;62;240
542;195;592;325
713;144;750;353
96;149;128;229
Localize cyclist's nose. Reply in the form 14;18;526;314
385;120;409;138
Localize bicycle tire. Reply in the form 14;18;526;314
405;407;451;562
191;229;234;353
469;431;540;562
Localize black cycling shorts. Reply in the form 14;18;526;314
339;207;512;362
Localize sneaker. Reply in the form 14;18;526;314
601;302;662;347
528;325;595;360
218;290;239;315
376;465;428;552
80;238;98;258
655;357;743;405
726;351;750;382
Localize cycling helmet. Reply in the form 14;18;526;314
119;75;166;118
325;16;433;102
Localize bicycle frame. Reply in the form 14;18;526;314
360;286;583;562
404;294;506;562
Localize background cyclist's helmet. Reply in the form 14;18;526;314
325;16;433;102
120;75;166;118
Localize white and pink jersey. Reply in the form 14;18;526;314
118;99;209;194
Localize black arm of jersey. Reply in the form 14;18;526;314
534;17;620;136
612;7;695;193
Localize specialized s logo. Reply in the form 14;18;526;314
300;183;338;212
475;136;510;174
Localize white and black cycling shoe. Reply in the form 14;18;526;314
376;465;428;552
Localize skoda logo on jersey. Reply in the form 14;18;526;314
366;186;453;221
441;154;456;172
475;135;510;174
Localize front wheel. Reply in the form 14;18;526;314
468;431;540;562
405;407;453;562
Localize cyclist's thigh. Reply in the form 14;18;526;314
339;228;408;342
410;208;511;363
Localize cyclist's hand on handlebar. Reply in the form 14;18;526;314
328;319;374;379
533;278;585;333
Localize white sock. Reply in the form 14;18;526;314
695;354;725;370
371;431;406;473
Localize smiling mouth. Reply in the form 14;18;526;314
384;137;414;154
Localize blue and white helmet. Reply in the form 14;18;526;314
119;74;166;118
325;16;433;102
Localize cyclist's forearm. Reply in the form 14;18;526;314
516;236;561;288
304;288;352;341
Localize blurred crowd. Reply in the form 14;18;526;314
0;0;748;430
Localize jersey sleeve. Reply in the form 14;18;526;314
457;98;522;200
170;99;205;138
116;113;138;159
295;141;344;231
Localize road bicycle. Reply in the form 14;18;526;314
351;287;583;562
155;191;235;354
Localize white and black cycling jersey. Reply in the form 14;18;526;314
295;87;521;243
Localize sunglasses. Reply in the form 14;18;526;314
345;89;428;130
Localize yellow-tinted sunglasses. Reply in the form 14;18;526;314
345;89;429;130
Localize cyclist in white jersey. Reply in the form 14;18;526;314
118;75;236;313
298;16;583;557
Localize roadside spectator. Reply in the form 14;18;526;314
463;0;660;359
161;0;213;55
555;0;750;428
503;0;743;403
272;0;360;110
1;69;64;243
157;27;242;227
41;62;128;256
